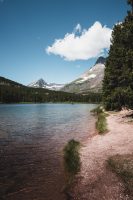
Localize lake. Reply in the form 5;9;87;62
0;103;97;200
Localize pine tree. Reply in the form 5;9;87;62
128;0;133;13
103;0;133;110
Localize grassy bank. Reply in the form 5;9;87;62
63;139;81;198
91;106;108;134
108;154;133;196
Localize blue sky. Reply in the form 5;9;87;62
0;0;129;85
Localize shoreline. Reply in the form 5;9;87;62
72;110;133;199
0;102;99;105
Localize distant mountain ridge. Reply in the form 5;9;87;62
0;56;106;95
0;76;102;103
28;78;65;91
0;76;25;88
61;56;106;94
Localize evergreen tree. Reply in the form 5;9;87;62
103;0;133;110
128;0;133;13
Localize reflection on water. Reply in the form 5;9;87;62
0;103;97;200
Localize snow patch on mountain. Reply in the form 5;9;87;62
61;56;106;93
28;78;64;91
76;74;97;84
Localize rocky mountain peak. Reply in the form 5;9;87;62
36;78;47;87
28;78;64;91
95;56;106;65
61;56;106;94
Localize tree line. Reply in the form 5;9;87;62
103;0;133;110
0;77;101;103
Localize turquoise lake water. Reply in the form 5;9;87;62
0;103;97;200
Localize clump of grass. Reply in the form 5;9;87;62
91;106;103;114
91;106;108;134
63;139;80;176
96;112;107;134
108;154;133;196
63;139;81;198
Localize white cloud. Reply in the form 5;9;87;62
74;23;82;33
115;21;122;25
46;21;112;61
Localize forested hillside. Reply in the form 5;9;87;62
0;76;101;103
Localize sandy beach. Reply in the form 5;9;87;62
72;110;133;200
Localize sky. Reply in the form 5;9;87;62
0;0;129;85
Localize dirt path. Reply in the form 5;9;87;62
72;112;133;200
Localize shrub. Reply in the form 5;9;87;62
91;106;103;115
96;112;107;134
63;139;80;176
92;106;108;134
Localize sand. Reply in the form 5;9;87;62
72;110;133;200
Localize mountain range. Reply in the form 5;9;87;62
27;56;106;94
0;76;101;103
0;56;106;95
61;56;106;94
28;79;64;91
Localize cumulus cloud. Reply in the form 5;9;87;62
46;21;112;61
74;23;82;33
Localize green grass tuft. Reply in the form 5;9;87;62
63;139;80;175
108;154;133;196
92;106;108;134
91;106;103;114
96;112;107;134
63;139;81;198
